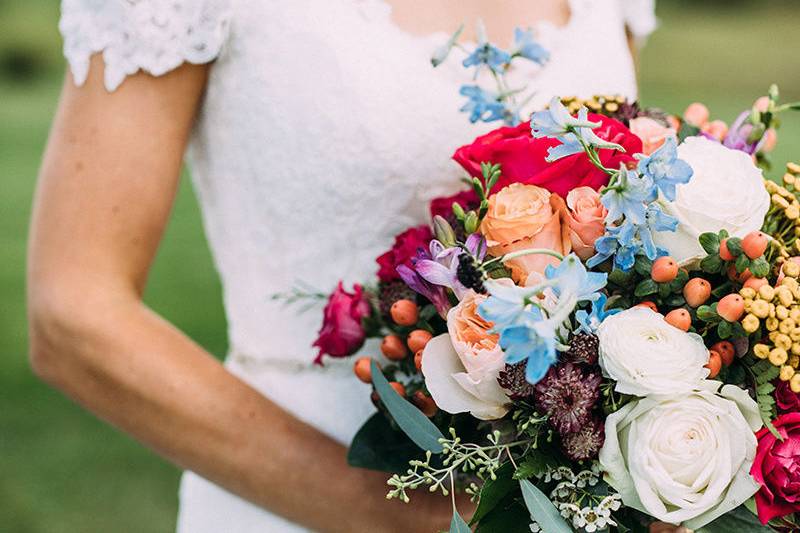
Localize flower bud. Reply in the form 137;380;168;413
464;211;479;234
432;215;457;248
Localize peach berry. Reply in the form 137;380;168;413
742;231;769;259
390;299;419;326
718;294;746;322
665;309;691;331
353;357;374;384
743;277;769;291
727;264;752;283
719;238;735;261
407;329;433;353
381;335;407;360
412;391;437;417
684;102;710;127
705;350;722;379
683;278;711;307
711;341;736;366
414;349;423;371
636;301;658;312
389;381;406;397
651;256;679;283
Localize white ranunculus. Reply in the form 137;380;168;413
599;381;762;529
653;136;770;264
597;307;709;396
421;292;509;420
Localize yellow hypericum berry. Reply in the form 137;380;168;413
782;276;800;289
792;343;800;357
791;374;800;393
791;355;800;368
766;317;780;331
742;313;761;333
766;181;779;193
785;173;797;186
780;365;796;381
770;303;777;318
792;328;800;342
770;347;789;366
785;261;800;279
788;162;800;174
791;308;800;322
775;333;793;350
781;319;797;334
775;195;791;209
777;287;795;307
778;185;793;197
751;299;771;319
740;287;757;300
777;306;790;320
744;299;754;313
758;285;776;302
754;343;771;359
788;205;800;220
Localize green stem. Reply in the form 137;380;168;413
500;248;565;262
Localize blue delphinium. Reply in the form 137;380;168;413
532;99;625;162
637;136;693;201
544;254;607;303
588;205;677;270
510;28;549;64
459;85;507;123
575;293;619;334
462;22;512;75
600;165;656;225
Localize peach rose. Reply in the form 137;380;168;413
629;117;677;155
422;291;509;420
480;183;571;284
566;187;607;260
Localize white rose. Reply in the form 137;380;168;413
421;292;509;420
599;381;762;529
597;307;709;396
653;136;770;264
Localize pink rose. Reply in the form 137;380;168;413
775;380;800;413
312;282;372;364
566;187;607;260
751;412;800;524
629;117;676;156
376;225;433;283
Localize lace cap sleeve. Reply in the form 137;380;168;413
59;0;231;91
621;0;657;41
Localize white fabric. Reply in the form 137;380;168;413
59;0;655;531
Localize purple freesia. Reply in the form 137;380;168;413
723;110;765;155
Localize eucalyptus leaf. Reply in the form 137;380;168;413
471;463;516;524
519;480;573;533
347;413;425;473
450;509;471;533
696;503;772;533
370;360;445;453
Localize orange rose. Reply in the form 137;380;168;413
629;117;676;156
566;187;607;261
480;183;571;284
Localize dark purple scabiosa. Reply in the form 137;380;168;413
497;361;536;400
562;417;605;461
534;363;601;435
563;332;599;365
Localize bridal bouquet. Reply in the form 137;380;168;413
308;30;800;533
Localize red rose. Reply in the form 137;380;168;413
312;282;371;365
376;225;433;283
751;412;800;524
452;115;642;198
776;380;800;413
429;189;479;221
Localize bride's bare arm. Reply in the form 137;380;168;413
27;56;456;533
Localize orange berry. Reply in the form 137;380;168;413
414;349;423;371
683;278;712;308
684;102;710;127
353;357;374;384
711;341;736;366
705;351;723;378
727;264;752;283
636;301;658;312
743;277;769;291
407;329;433;353
389;381;406;397
412;391;437;417
381;335;407;360
390;299;419;326
742;231;769;259
665;309;691;331
719;238;735;261
651;256;679;283
718;294;745;322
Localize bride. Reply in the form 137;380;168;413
28;1;669;532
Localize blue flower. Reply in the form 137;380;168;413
498;323;558;384
600;166;656;224
462;25;512;75
532;101;626;162
511;28;549;64
637;136;693;201
575;293;619;334
544;254;607;303
587;206;676;271
459;85;507;123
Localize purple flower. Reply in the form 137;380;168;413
562;417;605;461
414;234;488;300
534;363;601;435
723;111;765;155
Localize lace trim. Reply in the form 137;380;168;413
59;0;231;92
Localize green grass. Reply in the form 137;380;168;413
1;1;800;531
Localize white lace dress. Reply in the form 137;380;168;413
58;1;656;531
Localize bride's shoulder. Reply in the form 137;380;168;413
59;0;232;91
618;0;657;41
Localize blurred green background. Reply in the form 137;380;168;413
1;1;799;531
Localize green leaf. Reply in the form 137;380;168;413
727;237;744;256
519;480;573;533
347;413;425;473
634;256;654;277
700;254;724;274
658;282;672;299
475;494;531;533
696;503;772;532
634;278;658;297
717;320;733;339
750;256;770;278
666;294;687;307
697;304;720;322
370;360;445;453
735;252;750;274
513;454;558;481
699;232;721;255
450;510;471;533
471;463;516;525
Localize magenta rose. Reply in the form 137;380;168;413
376;225;433;283
312;282;371;365
776;381;800;413
452;115;642;198
751;412;800;524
